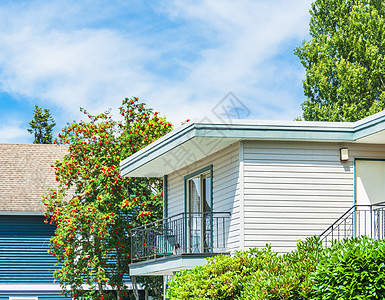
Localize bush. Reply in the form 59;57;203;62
166;246;276;299
241;236;323;300
312;236;385;299
166;237;323;299
166;236;385;299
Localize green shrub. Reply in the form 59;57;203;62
312;236;385;299
241;236;324;300
166;236;385;299
166;246;277;299
166;237;323;299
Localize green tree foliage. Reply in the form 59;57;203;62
28;105;56;143
43;97;172;299
312;236;385;299
166;237;324;300
295;0;385;121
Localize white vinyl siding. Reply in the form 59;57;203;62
166;143;241;252
243;141;385;253
166;139;385;255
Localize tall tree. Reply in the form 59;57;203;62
28;105;56;143
295;0;385;121
43;97;172;299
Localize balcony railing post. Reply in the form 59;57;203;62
222;216;224;249
370;205;373;239
210;212;214;253
380;208;385;239
353;207;356;238
184;212;187;253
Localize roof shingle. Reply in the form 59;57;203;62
0;144;68;212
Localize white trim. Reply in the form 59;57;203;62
0;283;134;291
0;284;61;291
0;211;43;216
239;141;245;250
9;298;38;300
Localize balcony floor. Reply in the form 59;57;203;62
129;252;229;276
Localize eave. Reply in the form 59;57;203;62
120;110;385;178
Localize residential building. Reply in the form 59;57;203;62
120;111;385;278
0;144;69;299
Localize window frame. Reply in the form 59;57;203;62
184;165;213;214
183;165;213;252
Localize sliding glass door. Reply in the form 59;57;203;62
186;169;212;253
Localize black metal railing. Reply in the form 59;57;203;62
130;212;231;263
320;202;385;248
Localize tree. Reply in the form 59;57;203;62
28;105;56;143
43;97;172;299
295;0;385;121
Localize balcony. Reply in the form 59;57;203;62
320;202;385;248
129;212;230;276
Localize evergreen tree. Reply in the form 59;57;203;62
295;0;385;121
27;105;56;144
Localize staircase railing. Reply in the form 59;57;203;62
320;201;385;248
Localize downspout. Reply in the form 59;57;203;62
239;141;245;250
163;175;168;219
163;175;168;300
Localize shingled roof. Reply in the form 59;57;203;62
0;144;68;213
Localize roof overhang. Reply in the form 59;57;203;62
120;110;385;178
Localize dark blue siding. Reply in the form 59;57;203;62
0;215;133;299
0;216;59;284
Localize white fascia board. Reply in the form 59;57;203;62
0;211;44;216
0;284;62;291
353;111;385;140
0;283;135;291
193;123;354;140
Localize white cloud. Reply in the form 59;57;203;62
0;124;30;143
146;0;312;122
0;0;312;129
0;26;157;115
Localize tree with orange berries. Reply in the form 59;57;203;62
43;97;172;299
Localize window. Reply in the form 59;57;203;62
184;165;213;253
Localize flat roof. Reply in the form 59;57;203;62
120;110;385;177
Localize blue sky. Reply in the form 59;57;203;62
0;0;313;143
